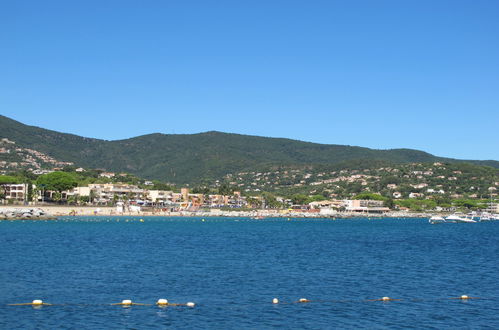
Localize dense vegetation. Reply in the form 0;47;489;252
2;115;498;184
1;163;497;211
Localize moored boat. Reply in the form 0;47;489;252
429;216;446;224
445;213;477;223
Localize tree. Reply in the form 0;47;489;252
454;199;479;210
192;186;211;195
246;196;262;208
218;183;233;196
89;190;96;204
309;194;326;202
291;194;309;205
0;175;20;184
52;192;62;203
151;181;174;191
353;192;386;201
385;198;394;209
262;192;282;208
36;172;78;193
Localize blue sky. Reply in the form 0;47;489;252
1;0;498;160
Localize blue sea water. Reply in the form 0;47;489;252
1;216;499;329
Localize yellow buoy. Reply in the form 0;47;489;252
381;297;391;301
298;298;310;303
140;219;144;222
272;298;279;304
461;295;469;300
32;300;44;305
186;302;195;307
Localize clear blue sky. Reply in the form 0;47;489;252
1;0;498;160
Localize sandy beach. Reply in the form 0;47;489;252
0;205;171;217
0;205;433;219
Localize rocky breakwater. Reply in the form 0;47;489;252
0;208;56;220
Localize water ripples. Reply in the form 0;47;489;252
1;217;499;328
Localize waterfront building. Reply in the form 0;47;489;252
343;199;389;213
62;186;91;199
87;183;145;204
147;190;174;204
181;187;189;201
1;183;29;203
485;202;499;214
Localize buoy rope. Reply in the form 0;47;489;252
7;303;52;306
4;295;488;307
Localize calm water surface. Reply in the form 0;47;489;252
1;217;499;329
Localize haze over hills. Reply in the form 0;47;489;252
1;114;498;184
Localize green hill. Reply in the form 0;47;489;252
1;114;498;184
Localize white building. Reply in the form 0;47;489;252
147;190;174;204
343;199;389;213
88;183;145;204
1;183;29;202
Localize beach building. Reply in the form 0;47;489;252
62;186;91;199
170;192;183;203
181;188;189;201
88;183;145;204
309;200;343;209
147;190;174;204
187;193;204;206
206;194;226;207
308;200;344;215
485;202;499;214
343;199;389;213
227;192;246;208
1;183;29;203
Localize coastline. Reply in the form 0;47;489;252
0;205;435;220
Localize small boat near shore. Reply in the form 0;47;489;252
429;216;446;224
445;213;477;223
429;212;483;224
478;213;499;221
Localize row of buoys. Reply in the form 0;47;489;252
272;295;476;304
8;299;195;307
7;295;477;307
110;299;196;307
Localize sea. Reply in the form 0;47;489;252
1;216;499;329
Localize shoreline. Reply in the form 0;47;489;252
0;205;437;220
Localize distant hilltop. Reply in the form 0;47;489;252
1;114;498;184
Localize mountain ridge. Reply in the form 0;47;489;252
1;114;498;183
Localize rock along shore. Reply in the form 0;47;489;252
0;208;56;220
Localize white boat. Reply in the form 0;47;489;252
479;213;493;221
445;213;477;223
429;216;446;224
486;214;499;221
